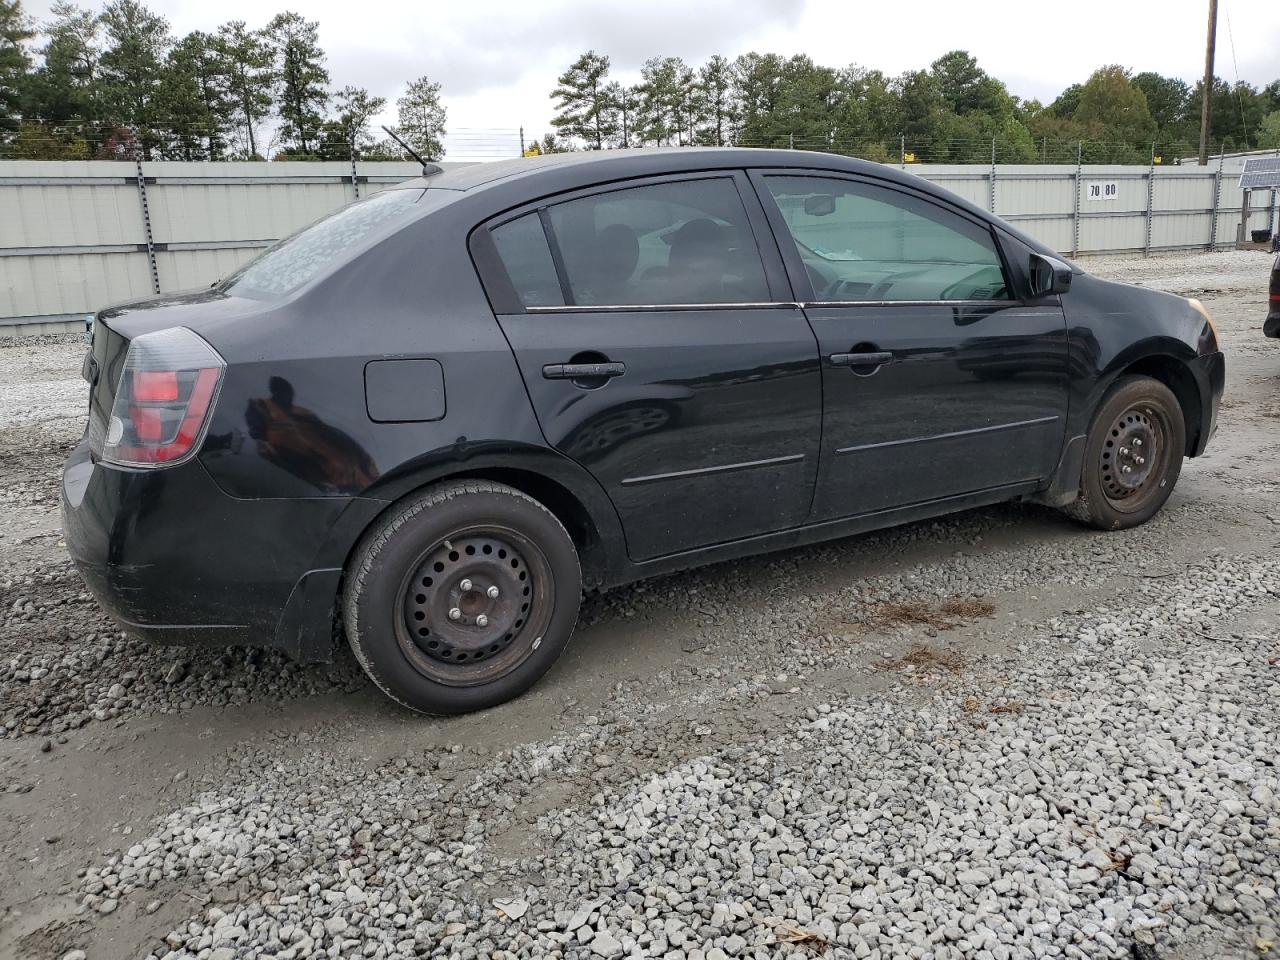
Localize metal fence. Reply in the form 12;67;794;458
1;156;1276;335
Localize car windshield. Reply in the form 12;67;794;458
221;188;433;300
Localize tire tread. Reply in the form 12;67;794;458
342;480;578;714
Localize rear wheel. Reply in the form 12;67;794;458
1064;375;1185;530
344;481;581;714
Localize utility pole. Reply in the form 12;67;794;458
1197;0;1218;165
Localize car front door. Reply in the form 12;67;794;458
474;173;822;561
752;171;1070;522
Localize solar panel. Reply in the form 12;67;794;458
1240;156;1280;189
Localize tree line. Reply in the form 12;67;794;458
4;0;1280;166
545;49;1280;164
0;0;447;160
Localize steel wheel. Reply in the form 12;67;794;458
1098;403;1170;511
1064;376;1185;531
396;525;554;687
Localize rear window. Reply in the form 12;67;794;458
221;188;429;299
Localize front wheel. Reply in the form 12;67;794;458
343;481;581;714
1064;375;1186;531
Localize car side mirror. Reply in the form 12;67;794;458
1029;253;1072;298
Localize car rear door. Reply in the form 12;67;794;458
472;172;822;562
750;170;1070;522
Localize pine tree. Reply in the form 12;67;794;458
216;20;272;159
320;84;385;160
0;0;33;143
602;80;635;147
696;55;733;145
98;0;171;158
265;11;328;157
158;31;233;159
550;50;615;149
25;2;100;128
636;57;691;146
396;75;446;159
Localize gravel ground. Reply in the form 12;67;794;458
0;248;1277;960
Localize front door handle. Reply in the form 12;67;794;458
543;361;626;380
830;351;893;367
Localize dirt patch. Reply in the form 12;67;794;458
878;644;966;674
866;596;995;631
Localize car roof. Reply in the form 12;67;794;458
398;147;903;193
389;147;1056;256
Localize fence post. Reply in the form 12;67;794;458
1209;149;1223;251
349;140;360;200
788;132;794;150
900;133;905;168
1072;141;1082;258
133;154;160;296
988;138;997;213
1144;142;1155;257
519;126;525;156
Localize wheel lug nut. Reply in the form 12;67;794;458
1136;456;1145;465
1121;465;1132;474
486;585;500;599
448;607;462;621
476;614;489;628
1119;447;1129;456
1134;438;1143;447
459;578;473;592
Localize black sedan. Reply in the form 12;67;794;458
62;148;1225;714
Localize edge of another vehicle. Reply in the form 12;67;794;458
1265;253;1280;337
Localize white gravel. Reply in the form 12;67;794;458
1078;248;1274;296
85;552;1280;960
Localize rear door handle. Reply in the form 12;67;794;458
543;361;626;380
830;351;893;367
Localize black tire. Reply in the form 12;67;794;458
1064;375;1186;531
343;480;581;715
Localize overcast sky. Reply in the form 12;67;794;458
26;0;1280;160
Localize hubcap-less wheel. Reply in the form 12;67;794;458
397;526;553;687
1098;404;1169;509
1062;376;1185;533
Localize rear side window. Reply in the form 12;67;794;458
764;175;1009;302
545;178;770;307
490;213;564;308
222;188;428;300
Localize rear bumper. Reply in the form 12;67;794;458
61;437;378;660
1265;309;1280;338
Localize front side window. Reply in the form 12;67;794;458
545;178;771;307
764;175;1010;302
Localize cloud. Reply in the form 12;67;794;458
328;0;802;103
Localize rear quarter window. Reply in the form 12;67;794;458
221;188;431;299
489;213;565;308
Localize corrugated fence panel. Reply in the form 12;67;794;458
155;248;262;291
1;158;1276;326
1;251;153;319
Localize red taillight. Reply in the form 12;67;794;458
101;328;225;468
132;370;179;402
